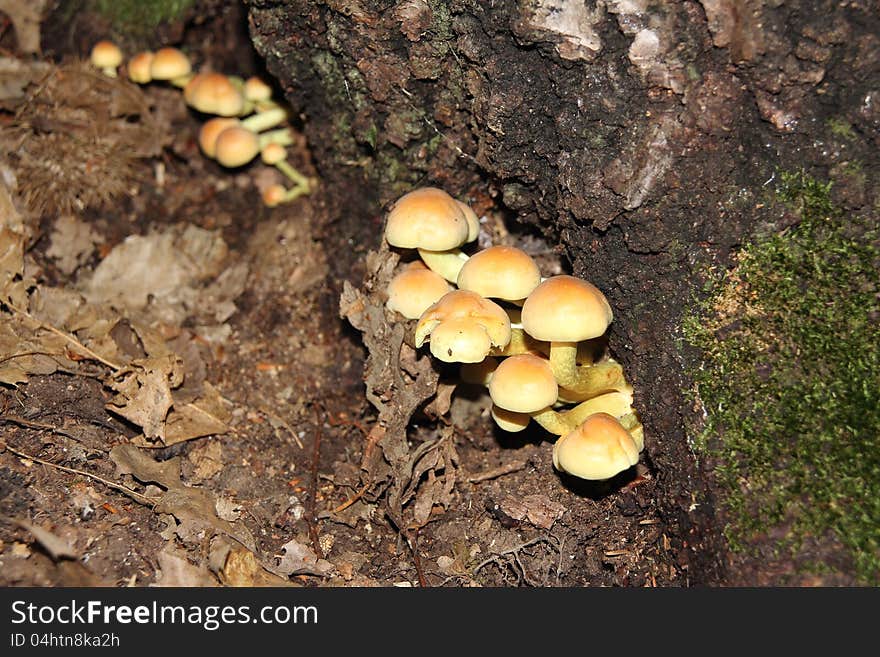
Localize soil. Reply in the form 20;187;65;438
0;1;875;587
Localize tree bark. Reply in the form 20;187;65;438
245;0;880;584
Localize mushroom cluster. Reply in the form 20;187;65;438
383;187;644;483
88;40;313;207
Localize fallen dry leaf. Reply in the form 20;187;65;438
110;444;255;552
498;494;566;530
220;547;295;587
155;545;218;587
14;519;78;560
277;538;334;577
106;355;184;443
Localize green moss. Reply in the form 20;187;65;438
93;0;194;35
827;117;857;142
683;169;880;583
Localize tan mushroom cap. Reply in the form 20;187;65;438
415;289;511;354
244;76;273;102
150;47;191;81
127;51;154;84
262;184;287;207
198;117;240;158
552;412;639;480
261;142;287;165
184;72;245;117
427;317;494;363
91;41;123;69
385;262;453;320
385;187;471;251
488;353;558;414
214;126;260;167
457;245;541;301
521;275;613;343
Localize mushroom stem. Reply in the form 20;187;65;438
491;328;547;358
170;74;194;88
273;159;312;190
257;128;294;149
530;390;636;435
417;248;470;283
262;182;313;207
101;66;118;78
241;107;289;133
549;343;628;397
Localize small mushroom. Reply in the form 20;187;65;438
521;275;623;395
90;40;123;78
127;51;154;84
415;289;511;363
149;47;192;87
184;72;246;116
384;187;477;282
457;245;541;304
552;413;640;481
385;262;453;320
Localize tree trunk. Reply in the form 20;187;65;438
245;0;880;584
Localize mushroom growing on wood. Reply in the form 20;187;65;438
487;354;638;435
127;51;154;84
149;47;192;87
521;275;627;396
90;41;123;78
415;289;511;363
385;262;453;320
384;187;478;282
552;413;640;481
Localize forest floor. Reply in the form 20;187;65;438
2;3;877;589
0;43;683;588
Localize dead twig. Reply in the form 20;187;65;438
471;535;557;585
332;482;370;514
2;441;156;506
467;458;528;484
306;405;324;560
6;302;122;371
408;529;428;588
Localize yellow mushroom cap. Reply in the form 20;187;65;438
491;404;531;433
262;184;287;207
415;289;511;354
184;72;245;117
198;117;240;158
457;245;541;302
214;126;260;167
244;76;273;102
385;262;453;320
521;275;613;343
260;142;287;165
427;317;494;363
91;40;123;69
385;187;470;251
127;51;155;84
552;412;639;480
150;47;192;81
488;353;558;413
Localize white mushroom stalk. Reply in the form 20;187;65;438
417;248;470;283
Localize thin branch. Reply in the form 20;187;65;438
6;302;122;371
307;405;324;560
2;441;156;505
